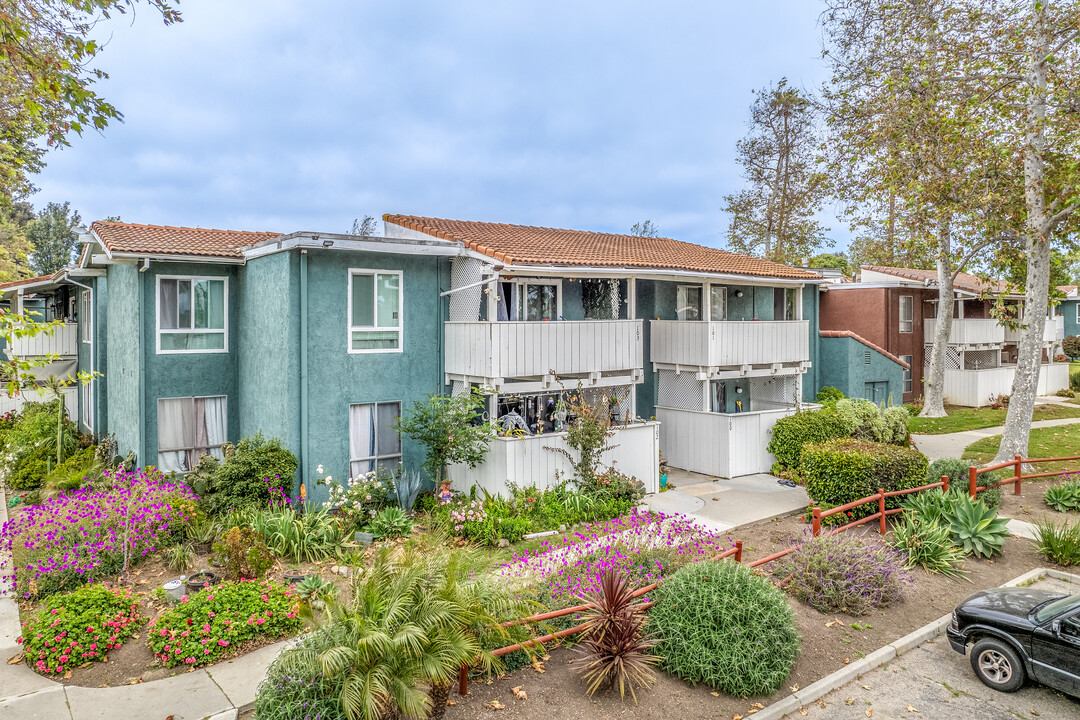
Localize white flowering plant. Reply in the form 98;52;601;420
316;464;397;529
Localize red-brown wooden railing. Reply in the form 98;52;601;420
459;456;1080;695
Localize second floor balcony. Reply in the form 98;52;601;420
924;317;1005;346
650;320;810;369
6;323;78;359
1003;314;1063;345
444;319;643;391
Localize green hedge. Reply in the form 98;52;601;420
803;438;928;513
767;407;850;468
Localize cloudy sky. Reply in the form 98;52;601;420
33;1;837;250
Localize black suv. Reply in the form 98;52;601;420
947;587;1080;696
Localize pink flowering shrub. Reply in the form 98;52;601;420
18;583;143;675
500;510;732;605
0;467;197;598
147;579;301;668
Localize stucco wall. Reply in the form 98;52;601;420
137;262;241;467
818;335;905;404
104;264;142;459
1062;300;1080;340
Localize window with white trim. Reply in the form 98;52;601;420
1075;303;1080;324
348;270;402;352
676;285;702;321
899;295;913;333
518;280;560;321
900;355;913;393
80;290;92;344
157;395;227;473
709;286;728;320
157;276;227;353
349;401;401;476
80;380;93;432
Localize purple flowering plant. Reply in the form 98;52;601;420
1;467;197;598
498;509;733;606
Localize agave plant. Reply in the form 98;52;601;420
574;568;661;703
1044;480;1080;513
944;495;1010;558
370;506;412;539
395;469;426;512
890;514;969;579
295;575;339;603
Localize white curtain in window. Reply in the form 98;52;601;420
157;396;227;472
198;396;227;460
349;403;376;477
157;398;189;472
159;279;179;329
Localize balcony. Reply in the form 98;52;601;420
6;323;77;359
649;320;809;369
924;318;1005;346
444;319;643;391
1003;315;1063;344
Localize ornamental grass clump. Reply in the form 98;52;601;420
1;467;197;598
649;560;800;697
18;584;143;675
1034;518;1080;566
499;510;731;605
775;532;911;615
148;579;301;668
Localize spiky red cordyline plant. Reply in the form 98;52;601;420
574;568;661;704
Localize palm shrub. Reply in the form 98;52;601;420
1034;519;1080;566
1045;480;1080;513
774;532;911;615
943;494;1010;558
649;560;799;696
574;569;660;703
890;514;968;579
257;538;535;720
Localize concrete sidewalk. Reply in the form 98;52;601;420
640;469;809;533
912;416;1080;461
0;486;292;720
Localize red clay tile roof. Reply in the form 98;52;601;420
385;214;820;280
91;221;279;258
819;330;910;369
0;273;62;291
1058;285;1077;295
861;265;1012;295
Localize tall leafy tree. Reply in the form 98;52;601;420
722;78;830;263
821;1;1008;418
25;201;80;274
0;215;33;281
0;1;181;203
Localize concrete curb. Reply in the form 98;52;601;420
754;567;1080;720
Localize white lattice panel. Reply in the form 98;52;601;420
657;369;704;410
449;256;485;322
925;345;961;370
964;349;1000;370
750;376;798;406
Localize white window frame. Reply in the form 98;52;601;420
156;275;229;355
900;355;913;393
156;394;228;470
709;285;728;321
349;401;402;475
516;279;562;321
899;295;913;334
1075;303;1080;324
80;290;92;344
348;269;404;354
677;285;703;321
81;380;93;432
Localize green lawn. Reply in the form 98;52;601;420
963;423;1080;474
908;402;1080;435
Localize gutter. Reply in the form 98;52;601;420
243;233;461;261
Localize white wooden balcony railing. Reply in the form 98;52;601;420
649;320;809;368
1003;315;1063;344
6;323;77;358
444;319;643;382
924;318;1005;346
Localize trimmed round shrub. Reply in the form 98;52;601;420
835;399;909;444
816;386;845;404
802;438;928;513
649;560;800;696
775;532;911;615
767;407;849;468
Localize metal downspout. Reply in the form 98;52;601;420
300;250;309;497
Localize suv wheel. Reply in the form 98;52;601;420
970;638;1025;693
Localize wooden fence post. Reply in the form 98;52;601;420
1014;454;1023;496
735;539;743;563
969;465;978;498
459;665;468;696
878;488;886;535
812;506;821;537
942;474;949;494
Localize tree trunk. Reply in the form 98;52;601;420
996;0;1051;464
428;681;452;720
919;217;953;418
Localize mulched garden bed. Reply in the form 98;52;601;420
996;476;1080;528
445;512;1060;720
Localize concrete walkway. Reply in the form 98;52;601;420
912;416;1080;461
640;468;809;533
0;486;292;720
